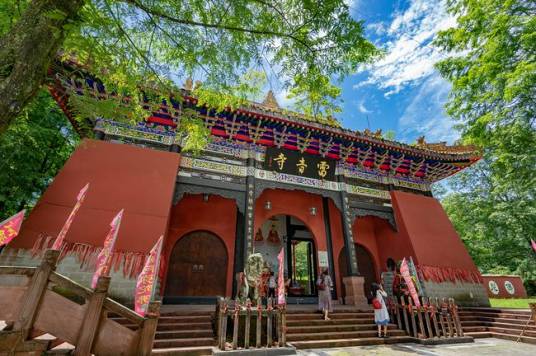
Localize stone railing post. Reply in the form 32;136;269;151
138;301;161;356
74;276;110;356
14;249;59;340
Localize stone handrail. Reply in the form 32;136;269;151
0;249;159;355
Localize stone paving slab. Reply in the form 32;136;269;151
296;338;536;356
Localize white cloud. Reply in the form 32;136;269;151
367;22;386;36
343;0;360;8
358;0;456;94
398;73;459;144
357;100;372;114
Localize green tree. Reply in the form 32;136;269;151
435;0;536;293
383;130;396;141
0;90;79;217
0;0;379;135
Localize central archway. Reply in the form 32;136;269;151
255;214;318;297
164;230;228;298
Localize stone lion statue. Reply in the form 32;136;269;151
236;253;265;302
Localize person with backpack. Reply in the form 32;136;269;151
317;268;333;320
371;282;389;338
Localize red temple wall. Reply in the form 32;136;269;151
374;217;417;273
11;139;179;253
327;199;344;298
482;275;527;298
390;191;479;272
164;194;237;297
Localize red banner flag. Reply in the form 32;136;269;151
0;210;25;247
135;236;163;316
91;209;123;289
277;248;286;305
531;239;536;253
400;258;421;307
52;183;89;250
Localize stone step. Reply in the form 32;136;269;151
153;337;216;349
286;308;371;314
155;330;214;339
460;320;487;326
287;329;407;341
462;326;489;333
289;335;414;349
465;331;493;339
286;313;373;321
461;308;531;316
466;331;536;345
486;326;536;338
160;310;216;317
461;316;531;325
151;346;214;355
158;315;212;323
462;320;536;331
287;318;379;326
287;323;399;334
459;312;530;320
157;322;212;331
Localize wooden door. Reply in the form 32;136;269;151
338;244;377;302
355;244;377;301
165;231;228;297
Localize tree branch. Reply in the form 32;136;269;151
250;0;292;28
140;9;213;81
103;0;165;86
123;0;313;52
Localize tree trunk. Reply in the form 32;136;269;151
0;0;85;134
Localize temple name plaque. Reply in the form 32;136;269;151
264;147;336;181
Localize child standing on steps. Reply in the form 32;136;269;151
371;282;390;338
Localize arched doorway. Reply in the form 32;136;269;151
255;215;318;297
338;244;377;302
164;231;228;298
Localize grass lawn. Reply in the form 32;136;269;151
489;298;536;309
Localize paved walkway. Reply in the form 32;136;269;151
296;338;536;356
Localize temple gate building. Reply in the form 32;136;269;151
0;64;489;307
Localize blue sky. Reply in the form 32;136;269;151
277;0;459;145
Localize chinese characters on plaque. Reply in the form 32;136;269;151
264;147;336;181
318;251;329;268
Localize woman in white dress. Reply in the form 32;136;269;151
317;268;333;320
372;282;390;337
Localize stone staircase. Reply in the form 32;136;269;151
286;309;412;349
460;307;536;344
151;310;216;355
110;310;217;355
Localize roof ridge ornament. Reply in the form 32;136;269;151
416;135;426;146
184;77;193;91
262;90;280;108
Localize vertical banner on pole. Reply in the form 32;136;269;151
91;209;123;288
135;236;164;316
0;210;25;247
52;183;89;250
409;257;424;296
277;248;285;305
401;258;421;307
